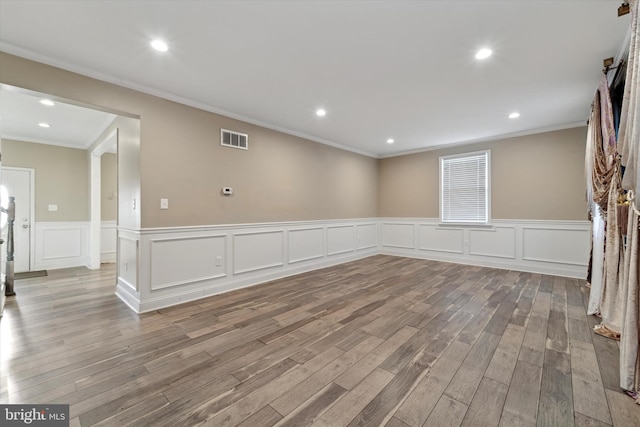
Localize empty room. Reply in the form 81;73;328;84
1;1;639;426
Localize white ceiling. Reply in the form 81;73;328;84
0;87;116;149
0;0;631;158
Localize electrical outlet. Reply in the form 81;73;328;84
124;261;128;271
215;256;222;266
160;198;169;209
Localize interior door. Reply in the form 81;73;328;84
1;167;32;273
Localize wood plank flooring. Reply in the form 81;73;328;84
1;255;639;426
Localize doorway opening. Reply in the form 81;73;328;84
0;84;138;278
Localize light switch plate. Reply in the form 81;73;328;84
160;198;169;209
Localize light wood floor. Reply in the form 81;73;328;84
1;255;639;426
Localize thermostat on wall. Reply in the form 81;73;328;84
222;187;233;196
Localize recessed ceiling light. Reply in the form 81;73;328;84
475;48;492;60
150;39;169;52
316;109;326;117
508;112;520;119
40;99;55;106
38;122;51;128
387;138;394;144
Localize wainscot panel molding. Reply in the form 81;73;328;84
356;223;378;250
381;222;415;249
469;226;516;259
522;226;590;266
327;225;356;256
233;230;284;274
34;222;89;270
379;218;590;278
33;221;117;270
116;229;140;312
418;224;464;254
121;219;380;313
151;234;227;290
101;220;117;263
288;227;324;264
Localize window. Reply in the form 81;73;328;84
440;150;490;224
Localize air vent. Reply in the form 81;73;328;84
221;129;248;150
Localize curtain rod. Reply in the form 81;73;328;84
603;57;624;74
619;2;630;16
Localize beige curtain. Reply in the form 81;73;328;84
588;202;606;315
621;210;640;392
586;102;604;314
618;0;640;394
600;160;624;334
586;77;618;317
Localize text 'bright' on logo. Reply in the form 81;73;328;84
1;404;69;426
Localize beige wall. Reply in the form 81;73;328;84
378;127;588;221
0;53;378;228
0;53;587;225
101;153;117;221
140;101;378;226
3;139;119;223
2;139;89;221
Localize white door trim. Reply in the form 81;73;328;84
2;166;36;272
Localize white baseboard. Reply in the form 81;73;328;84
101;252;116;264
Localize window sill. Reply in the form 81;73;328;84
437;223;495;230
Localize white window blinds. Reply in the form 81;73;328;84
440;150;490;224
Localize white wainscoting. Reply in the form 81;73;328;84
27;216;594;313
418;224;464;254
234;230;284;274
381;223;415;249
522;226;590;266
115;229;140;312
327;225;356;256
151;235;227;290
357;223;378;250
101;220;117;263
379;218;590;278
118;219;379;313
34;222;89;270
469;226;516;259
110;217;590;313
288;227;324;264
33;221;118;271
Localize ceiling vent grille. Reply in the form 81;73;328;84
221;129;248;150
